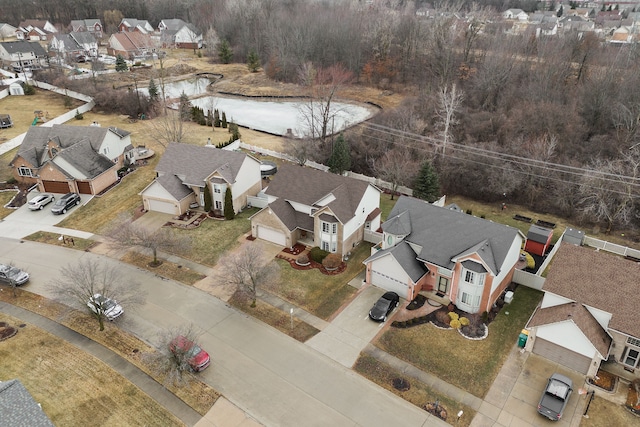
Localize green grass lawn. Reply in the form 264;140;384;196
379;193;398;221
376;286;542;398
273;243;371;319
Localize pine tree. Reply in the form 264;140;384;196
214;109;221;127
217;40;233;64
247;49;260;72
224;187;235;220
179;91;191;121
221;112;228;128
115;54;128;72
413;161;440;202
148;78;159;103
327;134;351;175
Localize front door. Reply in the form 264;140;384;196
437;277;449;293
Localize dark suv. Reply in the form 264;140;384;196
51;192;81;215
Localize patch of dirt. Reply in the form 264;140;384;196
424;402;447;421
0;322;18;341
0;182;31;207
392;377;410;392
589;369;617;392
277;255;347;275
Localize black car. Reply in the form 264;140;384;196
369;291;400;322
51;192;81;215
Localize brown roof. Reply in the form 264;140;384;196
111;32;152;52
529;302;611;358
543;243;640;338
265;164;374;224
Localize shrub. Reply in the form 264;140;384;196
448;312;459;321
74;109;83;120
460;317;470;326
450;319;461;329
322;253;342;269
447;303;455;312
481;311;489;324
466;209;472;215
296;254;309;265
521;251;535;269
309;247;329;263
435;310;450;325
23;84;35;95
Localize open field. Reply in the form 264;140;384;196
0;312;183;427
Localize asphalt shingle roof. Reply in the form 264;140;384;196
0;379;54;427
55;139;114;179
367;241;429;283
542;243;640;338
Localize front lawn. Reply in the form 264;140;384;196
24;231;96;251
581;395;639;427
121;251;206;285
272;243;371;319
0;190;17;219
376;285;542;398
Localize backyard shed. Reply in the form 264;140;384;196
524;224;554;256
563;227;585;246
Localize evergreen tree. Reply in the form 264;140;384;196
221;112;228;128
224;187;235;220
228;122;241;142
179;91;191;121
204;185;212;212
207;110;213;127
217;39;233;64
214;109;221;127
115;54;128;72
413;161;440;202
327;134;351;175
247;49;260;72
557;5;563;17
148;78;159;103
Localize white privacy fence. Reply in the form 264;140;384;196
583;236;640;259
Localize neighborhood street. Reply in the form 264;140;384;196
0;237;447;427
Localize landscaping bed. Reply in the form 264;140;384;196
588;369;617;392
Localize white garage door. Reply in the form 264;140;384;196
257;226;286;246
148;198;179;215
532;338;591;374
370;270;409;299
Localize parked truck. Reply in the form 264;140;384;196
537;373;573;421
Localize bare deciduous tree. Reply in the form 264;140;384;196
50;258;142;331
108;215;191;266
283;136;313;166
218;244;280;307
147;109;186;147
435;83;464;157
372;148;419;199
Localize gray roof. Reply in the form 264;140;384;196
366;241;429;283
527;224;553;244
13;124;130;168
0;41;47;56
383;196;520;275
155;143;248;188
56;139;114;179
0;379;55;427
265;164;373;224
156;173;193;201
70;31;97;45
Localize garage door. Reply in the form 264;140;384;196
77;181;92;194
532;338;591;374
147;198;179;215
370;269;409;299
256;226;286;246
42;180;70;193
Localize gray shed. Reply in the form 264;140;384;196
563;227;585;246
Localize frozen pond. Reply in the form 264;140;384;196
142;77;376;137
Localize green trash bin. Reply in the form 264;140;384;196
518;331;528;348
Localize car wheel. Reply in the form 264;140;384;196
39;205;43;210
62;208;67;214
76;199;80;205
383;316;387;322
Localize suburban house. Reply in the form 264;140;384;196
250;164;382;253
16;20;57;41
69;19;103;39
10;124;134;195
118;18;154;34
0;41;48;71
107;32;153;59
503;9;528;21
158;19;203;49
49;32;98;62
140;143;262;216
363;196;524;310
525;243;640;378
0;379;54;427
0;23;18;39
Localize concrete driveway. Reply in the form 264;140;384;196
306;284;393;367
0;191;93;239
475;350;586;427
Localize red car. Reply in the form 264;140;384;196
169;335;210;372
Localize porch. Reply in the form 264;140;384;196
418;290;451;307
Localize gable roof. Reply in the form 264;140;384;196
528;302;612;358
156;143;249;187
155;174;193;201
367;240;429;283
0;41;47;56
542;243;640;338
110;32;152;52
265;164;375;224
383;196;520;274
0;379;54;427
54;139;115;179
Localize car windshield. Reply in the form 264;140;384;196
186;343;202;358
101;299;116;310
54;199;66;206
7;267;22;277
30;196;45;203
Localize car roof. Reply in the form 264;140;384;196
382;291;399;299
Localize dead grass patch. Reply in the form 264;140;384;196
120;251;206;286
0;288;219;415
23;230;96;251
0;190;17;219
229;291;320;342
354;354;474;426
581;395;640;427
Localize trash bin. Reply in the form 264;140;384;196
504;291;514;304
518;329;529;348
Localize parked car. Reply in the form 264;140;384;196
27;193;55;210
537;373;573;421
169;335;210;372
87;293;123;321
368;291;400;322
51;192;81;215
0;264;30;286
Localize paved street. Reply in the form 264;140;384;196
0;238;446;427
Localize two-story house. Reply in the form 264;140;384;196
70;19;103;39
0;41;48;71
364;196;524;309
49;32;98;62
16;20;57;41
250;164;381;253
158;19;203;49
118;18;154;34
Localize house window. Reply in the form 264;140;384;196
461;292;481;307
322;221;337;234
438;277;449;293
322;241;330;251
215;200;222;210
628;337;640;347
103;147;109;154
214;184;221;194
623;347;640;368
18;167;33;177
465;270;475;283
332;223;337;234
365;221;371;230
